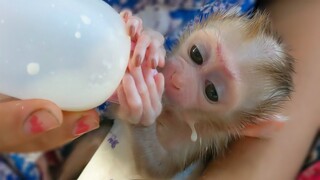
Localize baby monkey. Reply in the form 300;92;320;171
112;9;294;178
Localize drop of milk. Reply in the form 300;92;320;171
27;62;40;75
75;31;81;39
80;15;91;25
188;122;198;142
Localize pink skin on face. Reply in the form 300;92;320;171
161;30;242;115
162;57;198;108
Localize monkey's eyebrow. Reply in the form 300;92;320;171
216;43;237;80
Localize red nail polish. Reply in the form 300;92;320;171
24;110;60;134
29;115;44;133
74;117;99;136
74;120;90;136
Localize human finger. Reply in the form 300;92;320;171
2;109;99;152
0;99;62;151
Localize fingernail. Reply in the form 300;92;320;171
73;116;99;136
151;58;157;69
135;55;142;66
24;110;60;134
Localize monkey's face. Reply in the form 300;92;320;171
161;29;244;120
161;27;283;124
161;11;294;136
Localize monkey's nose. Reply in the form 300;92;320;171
171;73;182;90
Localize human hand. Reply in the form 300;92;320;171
116;11;166;126
0;95;99;153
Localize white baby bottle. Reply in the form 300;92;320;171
0;0;130;111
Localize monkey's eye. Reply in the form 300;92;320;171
205;82;219;102
189;45;203;65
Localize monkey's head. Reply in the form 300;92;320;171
161;10;294;139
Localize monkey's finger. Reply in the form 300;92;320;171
117;84;131;120
122;74;143;124
158;47;166;68
144;29;165;68
146;42;159;69
154;73;165;98
145;28;165;44
139;85;154;126
141;64;161;98
126;16;143;39
134;18;143;41
127;66;151;124
129;67;154;126
120;10;143;42
142;68;162;125
146;45;165;69
127;63;154;122
128;66;147;96
120;9;132;22
131;32;151;67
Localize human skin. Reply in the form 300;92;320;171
0;97;100;152
200;1;320;179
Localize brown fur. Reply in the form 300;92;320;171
176;9;294;129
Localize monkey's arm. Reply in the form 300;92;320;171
114;35;186;178
114;12;189;177
124;121;186;177
117;67;196;177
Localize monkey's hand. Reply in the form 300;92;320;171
115;10;166;125
116;61;164;126
120;10;166;69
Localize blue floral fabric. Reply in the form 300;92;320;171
104;0;256;50
0;154;41;180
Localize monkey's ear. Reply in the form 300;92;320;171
241;115;288;138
